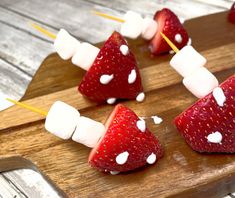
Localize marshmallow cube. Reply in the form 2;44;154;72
45;101;80;139
54;29;81;60
72;116;105;148
183;67;219;98
72;42;100;71
141;17;158;40
120;11;144;39
170;46;207;77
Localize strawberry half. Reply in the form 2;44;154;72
149;8;189;55
228;2;235;24
89;104;163;173
78;32;143;103
175;74;235;153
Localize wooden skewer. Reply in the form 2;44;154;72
160;32;179;53
30;23;57;40
6;98;48;116
92;11;125;23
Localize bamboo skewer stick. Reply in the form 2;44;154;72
92;11;125;23
30;23;56;39
160;32;179;53
6;98;48;116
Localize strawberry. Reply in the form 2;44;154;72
228;2;235;24
78;32;143;103
89;104;163;173
149;8;189;55
175;74;235;153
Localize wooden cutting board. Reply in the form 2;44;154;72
0;11;235;198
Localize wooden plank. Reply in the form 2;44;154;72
0;59;30;100
87;0;228;18
0;22;53;76
0;0;123;43
0;7;56;43
0;175;26;198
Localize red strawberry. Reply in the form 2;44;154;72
149;8;189;55
78;32;143;103
175;74;235;153
89;104;163;173
228;2;235;24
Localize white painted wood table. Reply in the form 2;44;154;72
0;0;234;197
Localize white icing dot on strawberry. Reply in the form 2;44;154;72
136;119;146;132
107;98;116;105
136;92;145;102
120;45;129;55
146;153;157;164
110;171;120;175
212;87;226;107
175;33;182;43
207;132;223;144
89;104;163;173
100;74;114;85
116;151;129;165
128;69;137;84
79;32;143;103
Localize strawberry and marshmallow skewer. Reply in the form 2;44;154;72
94;8;189;55
32;24;145;104
162;34;234;153
7;99;163;173
161;32;218;99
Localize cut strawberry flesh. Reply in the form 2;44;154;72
175;74;235;153
149;8;189;55
89;104;163;172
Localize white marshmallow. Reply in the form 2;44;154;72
45;101;80;139
183;67;219;98
72;42;100;71
72;116;105;148
170;46;207;77
54;29;81;60
141;17;158;40
120;11;144;39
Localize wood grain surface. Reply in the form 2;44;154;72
0;11;235;197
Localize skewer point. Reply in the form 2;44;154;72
160;32;179;53
6;98;48;116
